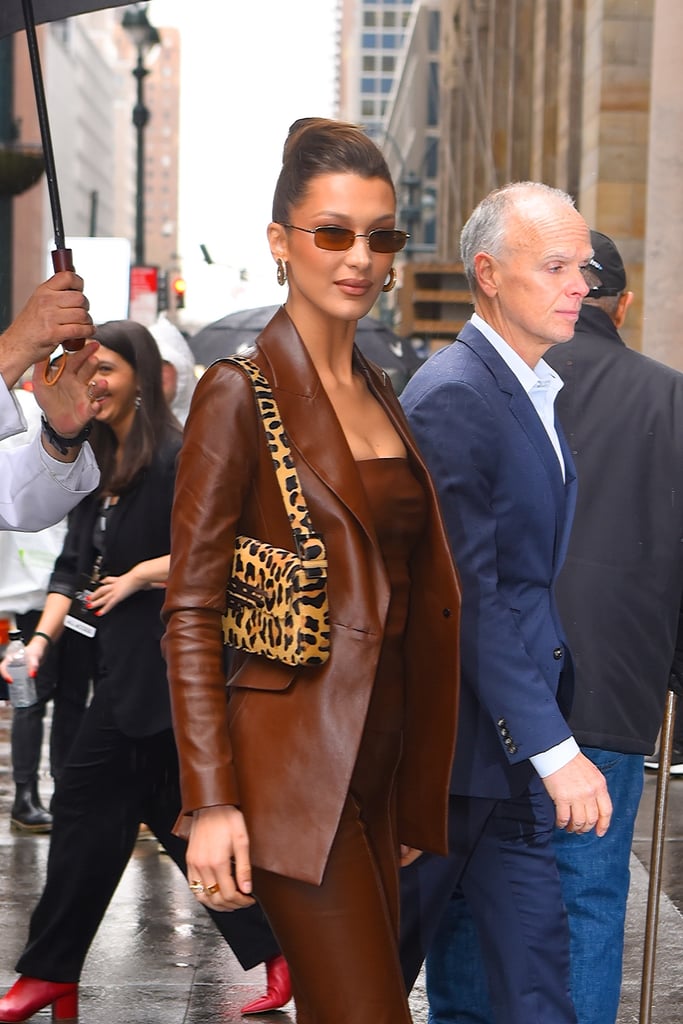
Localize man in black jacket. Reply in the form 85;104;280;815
426;231;683;1024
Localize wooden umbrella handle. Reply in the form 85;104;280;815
43;247;85;386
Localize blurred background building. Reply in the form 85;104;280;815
338;0;682;365
1;1;681;368
1;5;180;329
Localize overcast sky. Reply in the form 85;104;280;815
148;0;338;324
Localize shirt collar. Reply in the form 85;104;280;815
470;312;563;399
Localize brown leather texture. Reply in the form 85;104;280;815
162;308;461;884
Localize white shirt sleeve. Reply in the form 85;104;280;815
530;736;581;777
0;379;100;532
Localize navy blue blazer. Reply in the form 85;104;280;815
401;321;577;799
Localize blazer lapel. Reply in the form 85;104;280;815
458;322;569;553
254;309;377;545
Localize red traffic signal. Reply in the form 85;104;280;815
172;276;186;308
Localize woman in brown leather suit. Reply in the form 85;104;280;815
162;118;461;1023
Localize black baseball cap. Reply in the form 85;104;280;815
585;230;627;297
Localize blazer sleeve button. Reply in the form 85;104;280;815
553;647;563;660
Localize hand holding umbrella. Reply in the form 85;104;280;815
0;271;95;387
3;0;132;380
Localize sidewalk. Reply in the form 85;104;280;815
0;701;681;1022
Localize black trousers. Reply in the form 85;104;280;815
12;611;93;785
16;685;279;982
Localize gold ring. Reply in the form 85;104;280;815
205;882;220;895
87;380;97;400
189;880;205;895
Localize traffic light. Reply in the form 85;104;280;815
172;276;186;310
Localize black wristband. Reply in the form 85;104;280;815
40;416;92;456
33;631;54;648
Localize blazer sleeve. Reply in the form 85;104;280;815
162;362;260;817
403;375;573;763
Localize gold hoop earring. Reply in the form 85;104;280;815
382;266;397;293
276;258;287;287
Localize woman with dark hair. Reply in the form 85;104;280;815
163;118;462;1022
0;321;282;1022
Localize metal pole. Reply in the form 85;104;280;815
0;35;13;330
132;52;150;267
639;688;678;1024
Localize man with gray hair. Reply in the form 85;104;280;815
399;183;612;1024
426;229;683;1024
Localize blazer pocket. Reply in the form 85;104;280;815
227;653;298;692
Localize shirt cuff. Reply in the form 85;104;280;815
530;736;580;777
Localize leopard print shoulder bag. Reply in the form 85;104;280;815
219;356;330;667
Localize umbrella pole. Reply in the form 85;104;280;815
639;688;678;1024
21;0;81;384
20;0;71;267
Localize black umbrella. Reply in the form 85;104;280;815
190;306;424;395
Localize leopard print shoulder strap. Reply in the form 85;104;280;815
219;355;321;564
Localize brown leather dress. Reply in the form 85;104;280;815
252;458;427;1024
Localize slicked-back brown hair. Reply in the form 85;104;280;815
271;117;395;223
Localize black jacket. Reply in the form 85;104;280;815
49;435;181;738
546;305;683;753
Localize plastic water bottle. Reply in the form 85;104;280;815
5;630;37;708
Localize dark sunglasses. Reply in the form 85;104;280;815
281;223;409;254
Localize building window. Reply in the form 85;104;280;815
424;138;438;178
427;62;439;126
361;100;376;117
363;11;377;26
361;78;377;94
383;11;397;27
382;55;395;72
428;10;440;52
363;55;377;71
382;33;398;48
362;33;377;47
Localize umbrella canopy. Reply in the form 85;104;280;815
190;306;423;395
0;1;132;38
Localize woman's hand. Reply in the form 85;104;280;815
88;556;170;615
186;805;256;912
87;572;140;615
0;635;47;683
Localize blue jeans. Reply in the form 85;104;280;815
426;748;644;1024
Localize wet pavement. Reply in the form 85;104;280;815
0;700;681;1022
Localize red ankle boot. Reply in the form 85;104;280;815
240;954;292;1015
0;976;78;1022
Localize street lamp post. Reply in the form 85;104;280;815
122;5;160;268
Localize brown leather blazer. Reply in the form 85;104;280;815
162;308;461;885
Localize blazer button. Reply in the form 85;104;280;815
509;743;518;754
497;718;506;729
500;727;510;738
553;647;563;660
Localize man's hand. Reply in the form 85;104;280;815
32;343;105;450
0;272;96;389
399;844;423;867
542;751;613;836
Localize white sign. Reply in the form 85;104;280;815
47;237;131;324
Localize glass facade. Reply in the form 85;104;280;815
358;0;416;133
